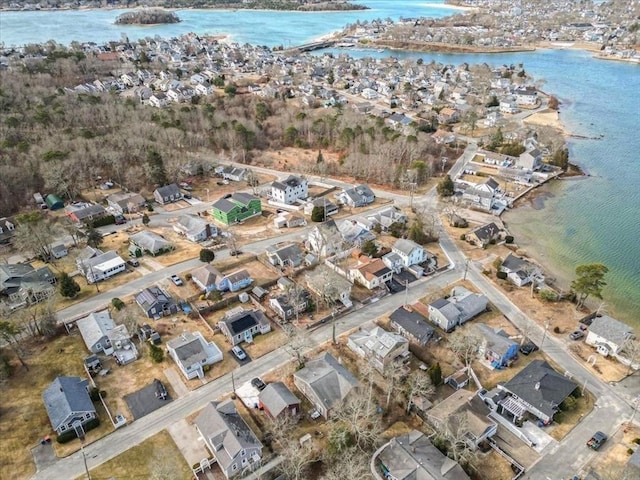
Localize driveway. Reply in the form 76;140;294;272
31;442;57;472
167;419;209;467
124;380;173;420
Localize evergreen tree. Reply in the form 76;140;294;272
311;206;325;222
85;224;103;249
142;213;150;226
428;362;442;386
146;148;167;185
571;263;608;309
317;150;324;164
199;248;215;263
59;272;81;298
361;239;378;257
436;175;454;197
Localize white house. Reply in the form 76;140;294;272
586;315;635;357
347;326;408;372
173;215;217;243
77;250;126;284
270;175;308;205
428;287;488;332
166;331;223;380
391;238;429;268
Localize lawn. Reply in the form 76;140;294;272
77;430;192;480
0;333;88;479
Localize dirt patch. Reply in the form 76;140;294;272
593;424;640;479
160;200;191;212
474;450;516;480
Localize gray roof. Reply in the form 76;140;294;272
271;175;305;191
66;203;106;220
259;382;300;418
0;263;55;296
589;315;634;347
348;326;408;359
294;352;359;412
191;264;222;288
474;323;517;356
195;400;262;473
501;360;577;419
76;310;115;350
469;222;500;242
378;430;470;480
232;192;259;206
80;250;122;271
130;230;171;253
267;243;303;266
42;376;95;431
393;238;422;257
167;332;207;367
106;191;146;209
430;298;461;324
174;214;212;237
224;269;251;285
136;286;175;311
390;307;434;344
501;253;530;272
155;183;180;198
212;197;237;213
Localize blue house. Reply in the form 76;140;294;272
473;323;519;368
217;269;253;292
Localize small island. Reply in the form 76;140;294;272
115;9;181;26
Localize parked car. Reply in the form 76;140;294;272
251;377;267;391
114;215;126;225
587;431;607;450
519;342;539;355
232;345;247;361
170;274;183;286
230;249;242;257
127;258;140;267
569;330;585;340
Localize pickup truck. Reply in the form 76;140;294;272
587;431;607;450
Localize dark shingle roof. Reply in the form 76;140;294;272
259;382;300;418
42;376;95;431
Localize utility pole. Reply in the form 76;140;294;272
541;319;551;347
463;258;470;281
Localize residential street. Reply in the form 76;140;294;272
40;144;638;480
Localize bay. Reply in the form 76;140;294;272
1;1;639;327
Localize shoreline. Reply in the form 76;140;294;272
0;4;370;13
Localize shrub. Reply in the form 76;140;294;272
553;326;561;334
560;396;577;411
203;364;211;372
539;290;558;302
185;273;192;281
460;233;466;241
492;257;503;270
149;344;164;363
628;448;635;455
91;214;115;228
429;362;443;386
111;297;125;311
199;248;215;263
497;271;508;280
633;438;640;445
89;386;100;402
505;235;514;244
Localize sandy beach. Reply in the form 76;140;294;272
523;109;566;135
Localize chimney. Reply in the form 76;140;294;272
205;223;211;238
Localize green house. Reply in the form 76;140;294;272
211;193;262;225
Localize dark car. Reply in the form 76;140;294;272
230;249;242;257
570;330;585;340
114;215;126;225
519;342;539;355
251;377;267;391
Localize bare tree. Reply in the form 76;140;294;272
433;412;478;467
320;446;371;480
0;321;28;371
331;388;382;452
114;303;140;337
270;415;318;480
622;338;640;375
383;360;406;408
405;370;435;414
283;324;310;368
448;330;481;369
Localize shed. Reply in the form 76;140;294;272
45;194;64;210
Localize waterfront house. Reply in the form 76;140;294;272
195;400;263;479
517;148;543;170
218;307;271;345
211;193;262;225
389;306;434;346
462;177;501;212
166;331;223;380
428;287;488;332
153;184;182;205
466;222;500;247
293;352;359;419
586;315;634;357
500;253;540;287
473;323;519;368
43;377;97;436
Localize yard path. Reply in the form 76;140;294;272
164;366;189;398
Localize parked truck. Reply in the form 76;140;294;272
587;431;607;450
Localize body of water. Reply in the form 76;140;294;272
1;1;639;327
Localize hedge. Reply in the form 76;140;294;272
56;417;100;443
91;214;115;228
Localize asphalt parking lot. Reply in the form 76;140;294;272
124;380;172;420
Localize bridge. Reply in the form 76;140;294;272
284;39;337;53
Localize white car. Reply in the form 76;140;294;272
170;275;183;286
231;345;247;361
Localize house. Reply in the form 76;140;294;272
496;360;578;424
366;206;407;231
293;352;359;419
303;197;339;218
347;326;409;372
426;390;497;450
258;382;301;420
514;86;538;106
0;216;16;245
50;243;68;259
149;92;169;108
306;219;345;258
266;243;304;268
500;253;539;287
135;286;178;318
218;166;247;182
389;306;435;346
337;219;376;246
270;175;308;204
191;264;223;292
153;184;182;205
373;430;470;480
106;192;147;214
466;222;500;247
428;287;488;332
107;324;138;365
391;238;430;267
218;308;271;345
76;310;116;354
275;212;307;229
269;289;310;321
129;231;173;256
77;250;126;284
0;263;56;310
173;215;217;242
211;193;262;225
517;148;542;170
437;107;460;124
217;269;253;292
305;265;353;309
335;184;375;207
586;315;635;357
462;177;500;211
625;447;640;480
431;129;456;145
166;331;223;380
42;376;97;436
195;400;263;479
473;323;519;368
65;203;108;224
349;258;393;290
